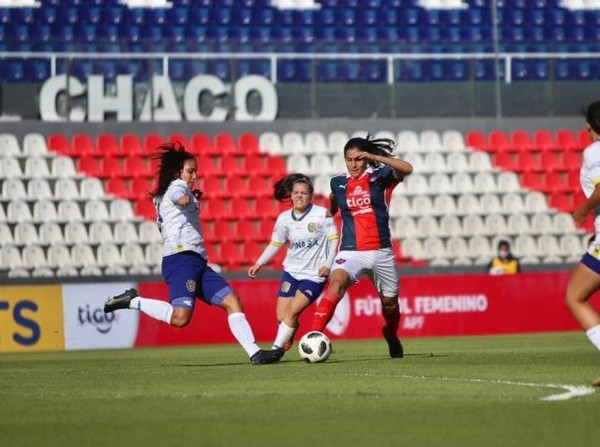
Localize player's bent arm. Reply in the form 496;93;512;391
250;241;283;276
328;194;339;217
574;183;600;224
370;154;413;179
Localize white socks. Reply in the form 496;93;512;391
228;312;261;358
586;324;600;351
130;297;174;325
273;321;296;350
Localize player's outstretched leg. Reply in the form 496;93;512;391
104;288;138;313
382;326;404;358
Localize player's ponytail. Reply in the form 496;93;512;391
344;133;396;168
273;173;314;201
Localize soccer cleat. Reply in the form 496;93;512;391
273;348;285;362
250;349;281;365
382;326;404;358
104;288;138;313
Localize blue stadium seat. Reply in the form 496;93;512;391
232;8;252;25
101;6;122;26
294;10;314;26
253;8;274;26
276;10;294;27
2;60;25;82
208;60;231;81
0;8;10;25
123;7;145;26
145;8;166;26
167;7;188;26
446;61;469;81
12;7;34;25
24;60;50;82
58;7;78;25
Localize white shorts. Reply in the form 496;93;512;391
331;247;399;297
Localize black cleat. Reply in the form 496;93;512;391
382;326;404;358
104;288;138;313
273;348;285;362
250;349;281;365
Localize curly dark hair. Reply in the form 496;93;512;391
273;173;314;202
150;142;196;198
344;133;396;168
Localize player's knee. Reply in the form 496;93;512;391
170;314;192;328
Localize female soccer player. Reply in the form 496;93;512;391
566;101;600;375
248;173;339;353
275;134;413;358
104;143;279;365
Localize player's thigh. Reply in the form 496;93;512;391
566;261;600;304
372;248;399;297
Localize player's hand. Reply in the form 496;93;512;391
572;207;588;225
318;266;331;278
248;264;261;279
178;195;191;207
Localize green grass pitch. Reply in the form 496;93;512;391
1;332;599;447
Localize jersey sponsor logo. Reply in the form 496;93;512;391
290;239;319;250
335;258;347;264
183;299;193;307
186;279;196;292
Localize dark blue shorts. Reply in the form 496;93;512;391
162;251;232;310
582;252;600;275
277;271;326;304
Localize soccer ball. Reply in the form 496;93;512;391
298;331;332;363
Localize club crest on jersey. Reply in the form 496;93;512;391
335;258;347;264
307;222;318;233
186;279;196;292
280;281;291;293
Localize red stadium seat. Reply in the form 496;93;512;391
521;171;544;190
99;156;122;178
190;133;214;155
214;132;237;155
48;133;73;156
76;155;101;176
265;156;288;177
72;133;96;157
488;130;511;152
238;132;260;154
201;176;227;199
131;177;151;200
105;177;129;198
492;152;516;170
119;133;144;157
539;152;560;172
243;154;269;177
236;220;258;242
201;198;229;221
123;156;149;178
555;129;577;151
465;131;487;151
532;129;556;151
243;241;266;266
563;152;582;171
255;196;281;219
515;151;539;172
221;154;244;176
544;172;569;193
248;175;273;198
220;241;244;270
143;133;164;154
96;133;119;157
134;199;155;220
548;191;573;212
226;176;250;198
509;130;533;152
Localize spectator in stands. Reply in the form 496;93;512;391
566;100;600;376
487;240;521;275
272;134;413;359
104;143;279;365
248;173;339;354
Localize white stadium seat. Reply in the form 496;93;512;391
6;200;33;223
2;178;27;201
258;131;283;155
39;222;64;245
419;130;443;152
304;131;329;154
417;215;441;237
32;200;59;223
0;133;20;157
27;178;53;200
397;131;421;152
327;131;349;154
22;133;48;157
57;200;84;223
54;178;80;200
89;221;114;244
424;153;448;175
441;130;466;151
14;222;39;245
24;156;51;178
50;156;78;178
80;178;106;200
114;221;139;244
64;221;89;244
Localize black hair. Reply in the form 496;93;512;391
586;101;600;134
150;142;196;198
497;240;510;249
344;133;396;168
273;173;314;202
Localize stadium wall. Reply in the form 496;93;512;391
1;272;596;353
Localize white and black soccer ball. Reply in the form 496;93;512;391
298;331;332;363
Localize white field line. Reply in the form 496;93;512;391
345;373;596;402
